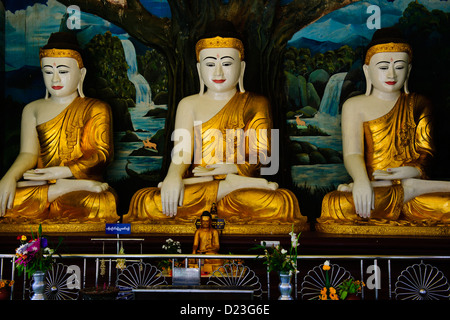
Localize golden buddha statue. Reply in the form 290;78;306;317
123;20;308;234
192;211;220;255
317;27;450;235
191;211;222;273
0;32;118;231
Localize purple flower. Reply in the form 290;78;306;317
41;237;48;248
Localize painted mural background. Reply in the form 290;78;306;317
1;0;449;222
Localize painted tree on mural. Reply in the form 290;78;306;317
57;0;359;183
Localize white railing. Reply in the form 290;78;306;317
1;253;449;300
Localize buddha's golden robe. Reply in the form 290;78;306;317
124;92;305;224
319;93;450;225
4;97;118;223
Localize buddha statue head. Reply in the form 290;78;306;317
195;20;246;95
363;27;412;96
39;32;86;99
200;210;213;229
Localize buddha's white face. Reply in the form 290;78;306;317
197;47;244;93
41;57;84;98
365;51;411;94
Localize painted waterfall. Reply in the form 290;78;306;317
289;72;351;189
106;39;165;182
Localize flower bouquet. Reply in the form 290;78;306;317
318;261;364;300
252;226;301;275
14;225;63;279
252;226;301;300
319;260;339;300
158;238;182;274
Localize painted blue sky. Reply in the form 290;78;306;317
4;0;171;70
5;0;450;71
289;0;450;48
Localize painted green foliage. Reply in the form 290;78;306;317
84;31;136;102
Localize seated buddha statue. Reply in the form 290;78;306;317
191;211;222;273
192;211;220;255
0;32;118;225
123;20;307;232
317;27;450;233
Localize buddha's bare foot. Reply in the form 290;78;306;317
227;173;278;190
48;179;109;202
338;183;353;192
338;180;392;193
400;178;450;203
157;176;214;188
17;180;48;188
401;178;417;203
217;174;278;201
183;176;214;185
375;178;450;203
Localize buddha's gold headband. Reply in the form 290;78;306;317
39;48;84;68
195;36;244;61
365;42;412;65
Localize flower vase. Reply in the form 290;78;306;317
31;270;46;300
278;272;293;300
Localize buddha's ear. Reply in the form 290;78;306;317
238;61;246;93
363;64;372;96
78;67;87;98
196;62;205;95
404;64;412;94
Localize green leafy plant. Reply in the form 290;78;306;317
338;278;365;300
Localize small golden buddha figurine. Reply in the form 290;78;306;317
123;20;307;234
192;211;222;274
317;27;450;234
192;211;220;255
0;32;118;227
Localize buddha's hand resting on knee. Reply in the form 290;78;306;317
159;175;184;217
0;175;16;216
352;179;374;219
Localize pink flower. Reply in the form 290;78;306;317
28;239;40;252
